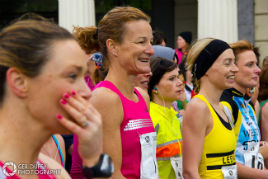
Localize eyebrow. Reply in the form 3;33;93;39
223;58;233;61
222;58;234;62
168;74;178;78
70;65;85;75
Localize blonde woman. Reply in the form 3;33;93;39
182;38;238;179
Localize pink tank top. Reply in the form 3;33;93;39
0;160;57;179
97;81;155;178
175;49;184;64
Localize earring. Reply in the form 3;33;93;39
153;87;158;94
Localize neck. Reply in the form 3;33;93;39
232;83;246;95
0;101;51;166
153;95;173;109
105;63;137;100
199;79;224;106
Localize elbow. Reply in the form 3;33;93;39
183;168;200;179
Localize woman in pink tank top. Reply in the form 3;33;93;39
71;6;158;179
0;17;105;179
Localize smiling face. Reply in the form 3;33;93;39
155;67;184;103
135;72;152;90
234;50;261;90
115;20;154;74
206;49;238;90
26;39;90;134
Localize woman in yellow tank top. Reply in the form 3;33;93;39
182;38;239;179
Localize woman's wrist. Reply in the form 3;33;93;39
83;154;101;167
82;153;114;178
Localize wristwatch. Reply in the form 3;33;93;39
82;153;114;178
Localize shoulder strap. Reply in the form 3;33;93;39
194;94;214;113
220;90;239;124
228;99;238;124
223;106;235;129
52;135;65;168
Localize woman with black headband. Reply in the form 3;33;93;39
182;38;239;179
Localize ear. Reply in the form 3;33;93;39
6;68;28;98
106;39;118;57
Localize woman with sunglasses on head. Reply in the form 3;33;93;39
74;6;158;179
182;38;238;179
148;57;184;179
0;18;113;179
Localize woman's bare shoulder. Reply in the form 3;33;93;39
38;153;70;179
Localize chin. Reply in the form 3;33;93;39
49;122;72;135
225;84;233;89
245;82;257;89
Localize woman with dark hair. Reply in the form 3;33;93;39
152;30;167;46
182;38;238;179
148;57;184;179
175;31;192;65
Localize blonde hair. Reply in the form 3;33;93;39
187;38;215;93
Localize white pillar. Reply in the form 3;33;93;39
198;0;238;43
58;0;95;32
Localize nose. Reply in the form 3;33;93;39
255;65;261;75
231;63;239;73
177;78;183;86
145;42;154;56
77;79;92;101
146;71;152;77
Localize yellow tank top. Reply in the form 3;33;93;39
196;95;237;179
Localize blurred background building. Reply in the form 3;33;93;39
0;0;267;64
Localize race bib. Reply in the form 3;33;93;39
244;142;264;169
221;165;237;179
170;156;183;179
140;132;158;179
244;152;264;169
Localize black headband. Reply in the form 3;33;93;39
193;39;230;80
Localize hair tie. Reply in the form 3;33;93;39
89;52;103;69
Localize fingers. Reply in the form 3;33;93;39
59;91;102;130
58;91;103;162
56;114;84;134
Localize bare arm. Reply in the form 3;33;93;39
237;162;268;179
136;87;150;109
90;88;126;179
261;103;268;142
259;141;268;159
261;103;268;168
38;153;70;179
182;98;212;179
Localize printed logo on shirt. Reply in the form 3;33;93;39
2;162;16;177
124;119;152;131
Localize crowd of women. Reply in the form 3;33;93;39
0;5;267;179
